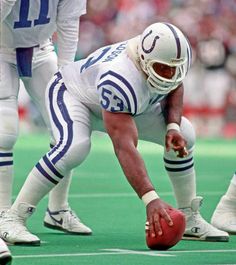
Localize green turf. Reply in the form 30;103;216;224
9;133;236;265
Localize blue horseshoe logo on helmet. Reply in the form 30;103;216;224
142;30;160;54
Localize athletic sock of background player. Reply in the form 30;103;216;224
10;164;71;211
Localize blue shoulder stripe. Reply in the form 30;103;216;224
100;70;137;114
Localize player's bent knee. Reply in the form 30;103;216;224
0;108;19;150
180;117;196;150
61;138;91;171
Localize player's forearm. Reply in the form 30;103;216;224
56;19;80;67
162;84;184;125
0;0;17;21
115;144;155;198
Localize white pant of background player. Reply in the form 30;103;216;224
0;40;91;239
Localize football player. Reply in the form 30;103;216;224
211;174;236;234
0;22;229;244
0;0;92;245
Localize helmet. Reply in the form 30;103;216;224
138;22;192;94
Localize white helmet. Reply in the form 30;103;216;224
138;22;192;94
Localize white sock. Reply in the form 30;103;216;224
11;166;56;211
47;171;72;211
168;170;196;208
0;155;13;211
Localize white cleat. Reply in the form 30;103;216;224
0;238;12;265
0;203;40;246
180;196;229;242
44;208;92;235
211;195;236;234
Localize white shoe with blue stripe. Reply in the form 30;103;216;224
44;208;92;235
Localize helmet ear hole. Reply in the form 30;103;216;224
141;54;144;60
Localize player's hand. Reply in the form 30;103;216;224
146;198;174;238
165;130;188;158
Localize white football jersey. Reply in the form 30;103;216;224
60;41;167;117
1;0;86;48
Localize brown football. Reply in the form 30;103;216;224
146;209;186;250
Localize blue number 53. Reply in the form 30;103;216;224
100;88;124;112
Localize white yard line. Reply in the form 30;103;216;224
13;249;173;259
12;248;236;259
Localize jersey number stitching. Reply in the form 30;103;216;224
101;88;124;112
14;0;50;29
80;47;111;73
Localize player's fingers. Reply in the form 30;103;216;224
176;146;189;158
148;221;156;238
172;139;186;149
145;221;150;237
160;208;173;226
165;135;173;152
153;214;162;236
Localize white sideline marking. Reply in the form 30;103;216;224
13;248;236;259
103;248;236;254
101;248;174;256
165;249;236;253
13;249;174;259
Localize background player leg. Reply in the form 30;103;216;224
0;87;92;245
0;62;19;213
24;49;91;235
211;173;236;234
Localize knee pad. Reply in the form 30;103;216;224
164;117;196;161
54;137;91;174
180;117;196;151
0;106;19;150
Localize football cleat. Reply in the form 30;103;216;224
211;195;236;234
0;238;12;265
180;197;229;242
0;203;40;246
44;208;92;235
